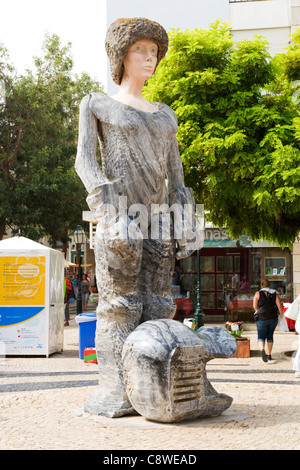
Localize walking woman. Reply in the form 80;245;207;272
253;279;283;362
81;273;92;311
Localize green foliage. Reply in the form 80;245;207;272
144;22;300;247
0;33;103;246
230;329;243;338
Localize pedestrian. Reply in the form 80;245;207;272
72;276;78;299
64;277;72;326
81;273;92;311
253;279;283;362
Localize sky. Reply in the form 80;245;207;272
0;0;229;94
0;0;108;89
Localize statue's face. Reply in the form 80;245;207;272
122;39;158;83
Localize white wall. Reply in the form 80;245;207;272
232;27;291;55
230;0;300;55
230;0;291;30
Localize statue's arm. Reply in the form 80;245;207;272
75;94;108;194
166;136;185;193
75;94;120;219
75;94;143;254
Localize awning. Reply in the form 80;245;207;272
64;261;92;268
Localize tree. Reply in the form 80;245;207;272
144;22;300;247
0;33;103;249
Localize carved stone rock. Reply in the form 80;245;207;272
122;319;237;423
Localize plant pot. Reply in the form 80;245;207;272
232;336;250;358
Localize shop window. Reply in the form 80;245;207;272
263;255;290;299
202;293;215;309
217;273;232;291
264;257;286;276
200;256;214;273
201;274;215;291
216;256;233;273
181;256;195;272
269;281;287;297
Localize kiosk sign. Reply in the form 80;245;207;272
0;256;45;305
0;256;46;352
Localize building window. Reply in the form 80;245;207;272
229;0;268;3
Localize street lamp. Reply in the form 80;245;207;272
74;225;86;315
194;249;204;329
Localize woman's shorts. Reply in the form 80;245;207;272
82;292;90;304
256;318;278;342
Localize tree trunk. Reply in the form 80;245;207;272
62;240;68;259
0;222;6;241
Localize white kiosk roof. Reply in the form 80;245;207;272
0;236;51;251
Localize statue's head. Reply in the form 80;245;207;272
105;17;169;85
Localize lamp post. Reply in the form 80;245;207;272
194;249;204;329
74;225;86;315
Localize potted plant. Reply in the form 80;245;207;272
225;321;250;358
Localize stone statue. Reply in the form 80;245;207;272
75;17;234;421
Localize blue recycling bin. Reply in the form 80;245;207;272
75;312;97;359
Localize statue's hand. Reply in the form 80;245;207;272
105;215;143;260
175;249;195;260
86;181;122;220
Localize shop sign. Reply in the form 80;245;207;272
204;229;252;248
205;228;229;242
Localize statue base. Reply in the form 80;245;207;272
84;388;138;418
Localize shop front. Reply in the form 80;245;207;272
174;228;293;322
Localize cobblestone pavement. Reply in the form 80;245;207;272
0;313;299;451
